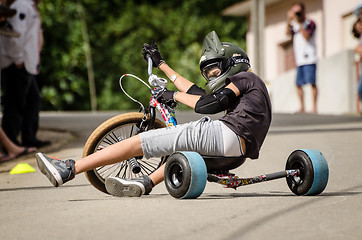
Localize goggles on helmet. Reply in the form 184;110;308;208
201;56;250;81
201;61;224;81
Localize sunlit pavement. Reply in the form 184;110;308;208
0;111;361;240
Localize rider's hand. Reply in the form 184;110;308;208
156;89;178;108
142;41;164;68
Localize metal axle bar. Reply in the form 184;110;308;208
208;170;299;189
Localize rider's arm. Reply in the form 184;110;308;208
299;20;316;41
186;84;206;95
174;92;201;109
299;23;311;41
158;62;194;92
158;61;240;112
194;86;237;114
174;82;240;113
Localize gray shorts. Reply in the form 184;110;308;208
140;116;243;159
140;117;223;159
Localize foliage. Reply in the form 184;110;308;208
38;0;247;110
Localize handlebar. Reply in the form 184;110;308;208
118;54;177;125
147;55;153;76
147;55;167;88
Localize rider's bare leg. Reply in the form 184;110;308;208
74;134;165;186
148;164;165;185
74;135;144;174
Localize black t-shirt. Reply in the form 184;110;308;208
220;72;272;159
187;71;272;159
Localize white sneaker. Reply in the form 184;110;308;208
105;176;152;197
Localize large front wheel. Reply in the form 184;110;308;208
83;112;166;193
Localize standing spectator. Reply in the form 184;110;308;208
0;1;37;162
353;17;362;105
286;2;318;114
0;0;49;148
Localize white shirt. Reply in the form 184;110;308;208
291;19;317;66
0;0;40;75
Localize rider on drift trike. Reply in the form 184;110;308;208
35;31;272;198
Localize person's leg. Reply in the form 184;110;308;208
75;133;164;183
36;118;225;194
36;132;161;196
149;164;165;185
0;127;19;153
105;117;225;197
105;165;164;197
311;84;318;114
296;66;305;113
21;75;45;146
0;127;36;161
1;65;26;144
358;75;362;102
305;64;317;114
297;86;304;113
21;75;50;147
36;134;144;187
74;135;143;174
146;120;244;186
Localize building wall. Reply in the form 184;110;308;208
247;0;324;82
245;0;362;114
323;0;361;56
247;0;361;80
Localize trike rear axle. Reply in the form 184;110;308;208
207;170;299;189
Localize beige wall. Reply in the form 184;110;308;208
323;0;361;56
271;50;357;114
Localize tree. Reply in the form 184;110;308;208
38;0;247;110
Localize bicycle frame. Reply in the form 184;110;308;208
149;97;177;127
119;56;178;130
117;57;179;174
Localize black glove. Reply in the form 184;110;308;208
142;41;164;68
156;89;177;108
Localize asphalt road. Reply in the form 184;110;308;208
0;111;362;240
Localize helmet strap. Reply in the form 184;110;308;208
221;56;250;70
232;55;250;66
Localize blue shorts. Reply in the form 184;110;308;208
296;64;316;86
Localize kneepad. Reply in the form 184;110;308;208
195;88;237;114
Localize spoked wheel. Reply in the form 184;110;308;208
164;151;207;199
83;112;167;193
286;149;329;196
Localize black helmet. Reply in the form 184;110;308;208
200;31;250;94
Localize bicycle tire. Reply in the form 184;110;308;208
82;112;167;193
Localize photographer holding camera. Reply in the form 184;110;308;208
286;2;318;114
